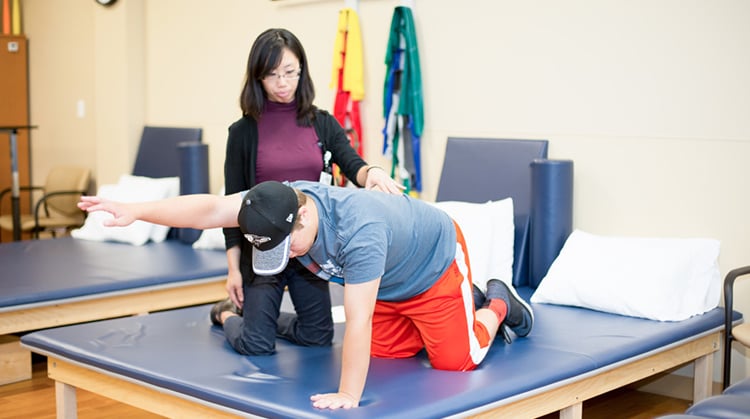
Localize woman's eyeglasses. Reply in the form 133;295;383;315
263;68;301;82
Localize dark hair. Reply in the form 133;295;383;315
239;28;317;125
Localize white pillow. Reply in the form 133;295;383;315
530;230;721;321
192;187;226;250
431;199;514;292
117;175;180;242
72;175;180;246
192;226;225;250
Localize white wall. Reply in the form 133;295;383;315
21;0;750;385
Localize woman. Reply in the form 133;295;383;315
214;28;402;355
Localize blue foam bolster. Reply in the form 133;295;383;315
177;142;210;244
686;394;750;418
0;237;227;308
529;159;574;288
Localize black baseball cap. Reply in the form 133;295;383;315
237;181;298;275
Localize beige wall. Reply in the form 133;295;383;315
23;0;95;177
21;0;750;385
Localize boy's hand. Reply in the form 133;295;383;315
310;392;359;410
77;196;136;227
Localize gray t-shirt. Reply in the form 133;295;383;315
293;181;456;301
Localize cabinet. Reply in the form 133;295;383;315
0;35;30;242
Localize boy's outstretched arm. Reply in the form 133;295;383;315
310;278;380;410
78;193;243;230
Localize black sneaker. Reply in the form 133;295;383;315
484;279;534;340
472;284;486;312
210;297;242;326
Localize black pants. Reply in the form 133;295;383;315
222;258;334;355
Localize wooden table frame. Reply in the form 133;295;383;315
2;276;226;384
32;329;721;419
469;331;720;418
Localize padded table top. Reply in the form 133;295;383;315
22;287;726;419
0;237;227;309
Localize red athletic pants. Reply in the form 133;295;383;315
370;222;492;371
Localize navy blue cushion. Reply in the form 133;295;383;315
686;394;750;418
436;137;548;287
132;126;202;178
655;416;713;419
725;377;750;396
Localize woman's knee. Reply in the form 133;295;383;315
297;326;334;347
232;333;277;355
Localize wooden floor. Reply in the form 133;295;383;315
0;357;161;419
0;356;692;419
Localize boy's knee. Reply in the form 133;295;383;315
430;354;477;372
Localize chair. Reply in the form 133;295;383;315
723;265;750;389
0;166;91;240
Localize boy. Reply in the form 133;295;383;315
78;180;533;410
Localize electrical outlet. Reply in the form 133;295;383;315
77;100;86;118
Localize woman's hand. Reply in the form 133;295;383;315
364;166;405;195
225;269;244;308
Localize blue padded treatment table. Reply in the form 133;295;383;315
23;295;725;418
21;138;729;418
0;125;224;336
0;237;226;311
0;125;224;385
0;237;227;386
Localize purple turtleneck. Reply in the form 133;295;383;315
256;100;323;183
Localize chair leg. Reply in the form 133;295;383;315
724;336;732;390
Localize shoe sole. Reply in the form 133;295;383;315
210;298;241;326
502;281;534;338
